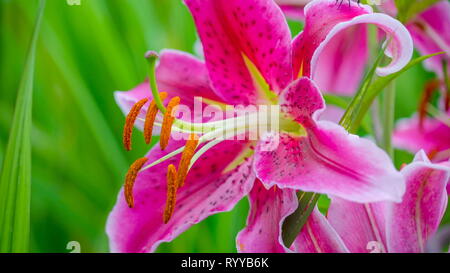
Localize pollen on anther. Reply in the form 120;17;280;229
163;164;178;224
124;157;148;208
176;134;199;188
144;92;168;144
160;96;181;150
123;98;149;151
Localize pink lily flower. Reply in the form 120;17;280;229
240;150;448;253
383;0;450;79
393;112;450;163
327;151;450;253
106;0;412;252
390;1;450;164
237;180;349;253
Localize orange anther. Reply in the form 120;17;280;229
163;164;178;224
124;157;148;208
144;92;168;144
160;96;180;150
123;98;149;151
176;134;199;188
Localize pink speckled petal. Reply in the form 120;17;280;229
236;180;297;253
387;151;450;253
106;140;255;253
184;0;292;104
407;1;450;77
327;198;388;253
393;115;450;155
255;78;405;203
293;0;413;79
114;50;221;130
293;208;349;253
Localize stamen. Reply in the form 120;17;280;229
163;164;178;224
144;92;168;144
124;157;148;208
176;134;199;188
123;98;149;151
160;96;180;150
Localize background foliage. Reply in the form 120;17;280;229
0;0;447;252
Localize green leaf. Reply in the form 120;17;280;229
0;0;45;253
342;52;443;135
282;192;320;248
339;43;387;134
394;0;440;23
365;53;444;110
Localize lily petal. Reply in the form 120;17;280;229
106;140;255;252
393;115;450;156
184;0;292;104
293;0;413;79
327;198;388;253
407;1;450;77
293;208;349;253
313;24;368;95
387;151;450;253
275;0;310;21
236;180;297;253
254;77;405;203
114;49;221;130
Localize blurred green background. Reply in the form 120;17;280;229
0;0;447;253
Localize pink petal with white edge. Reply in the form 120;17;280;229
387;150;450;253
407;1;450;77
114;49;221;130
313;24;368;95
184;0;292;104
106;140;255;253
293;208;349;253
236;180;297;253
292;0;413;79
393;115;450;155
254;78;405;203
327;197;388;253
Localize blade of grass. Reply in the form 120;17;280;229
0;0;45;253
37;23;128;182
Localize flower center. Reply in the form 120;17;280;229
120;51;302;223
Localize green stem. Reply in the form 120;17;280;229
443;60;449;110
381;81;396;158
